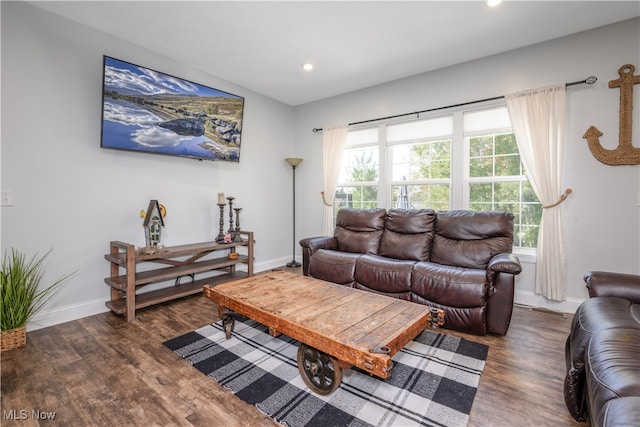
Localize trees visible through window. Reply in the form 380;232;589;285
388;116;452;211
335;105;541;250
465;108;542;248
335;128;379;218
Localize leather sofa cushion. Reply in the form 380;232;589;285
411;294;487;335
353;254;415;299
598;396;640;427
334;208;386;254
431;210;514;269
567;297;639;372
308;249;361;286
412;262;487;307
411;262;488;335
587;328;640;426
379;209;435;261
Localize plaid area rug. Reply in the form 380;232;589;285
164;317;488;427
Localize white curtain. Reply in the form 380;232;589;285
322;125;348;235
505;84;568;301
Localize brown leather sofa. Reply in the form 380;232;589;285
564;271;640;426
299;208;522;336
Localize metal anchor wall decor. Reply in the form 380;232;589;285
583;64;640;165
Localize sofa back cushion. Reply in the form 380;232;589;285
334;208;387;254
431;210;514;269
378;209;436;261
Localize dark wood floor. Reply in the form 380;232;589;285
1;269;584;427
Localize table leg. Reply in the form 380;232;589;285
222;313;235;339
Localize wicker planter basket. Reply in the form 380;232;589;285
1;326;26;352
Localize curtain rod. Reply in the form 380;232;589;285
312;76;597;133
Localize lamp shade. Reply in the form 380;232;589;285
285;158;303;167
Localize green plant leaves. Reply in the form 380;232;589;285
0;248;75;332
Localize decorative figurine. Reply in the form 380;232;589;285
226;196;235;239
233;207;243;242
140;200;166;253
216;202;226;243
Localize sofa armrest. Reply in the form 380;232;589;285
299;236;338;276
584;271;640;303
300;236;337;252
486;253;522;294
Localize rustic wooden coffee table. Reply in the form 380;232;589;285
203;270;442;395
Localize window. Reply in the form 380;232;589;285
335;104;541;251
388;117;452;211
465;108;542;249
334;128;379;218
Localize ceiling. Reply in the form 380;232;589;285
29;1;640;106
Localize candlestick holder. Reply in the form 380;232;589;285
233;208;243;242
226;196;235;238
216;203;226;242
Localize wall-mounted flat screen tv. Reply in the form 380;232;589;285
100;56;244;162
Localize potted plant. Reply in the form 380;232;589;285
1;248;74;351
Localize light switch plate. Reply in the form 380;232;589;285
1;191;14;207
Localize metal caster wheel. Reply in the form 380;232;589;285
297;343;342;395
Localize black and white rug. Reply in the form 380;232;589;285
164;317;488;427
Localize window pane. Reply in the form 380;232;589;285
468;202;493;212
333;188;354;217
522;203;542;226
469;157;492;177
339;147;379;183
516;225;539;248
350;186;378;208
469;182;493;203
522;181;537;203
335;186;377;211
430;160;451;179
432;140;451;161
469;136;493;157
391;140;451;181
392;184;450;210
495;133;518;155
495;154;521;176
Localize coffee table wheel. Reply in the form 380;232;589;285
297;344;342;395
222;314;234;339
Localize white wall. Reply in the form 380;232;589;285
1;2;297;330
293;18;640;313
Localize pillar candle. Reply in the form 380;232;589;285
217;192;225;204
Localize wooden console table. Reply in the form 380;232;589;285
104;231;254;321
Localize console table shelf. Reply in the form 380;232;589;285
104;232;254;321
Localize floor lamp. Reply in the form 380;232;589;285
285;158;303;268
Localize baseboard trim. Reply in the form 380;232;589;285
28;298;110;332
514;290;584;315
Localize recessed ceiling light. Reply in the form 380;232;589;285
487;0;503;6
301;62;314;71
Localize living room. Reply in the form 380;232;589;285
1;1;639;426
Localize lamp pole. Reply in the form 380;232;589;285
285;158;303;268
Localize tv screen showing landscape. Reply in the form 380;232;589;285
100;56;244;162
